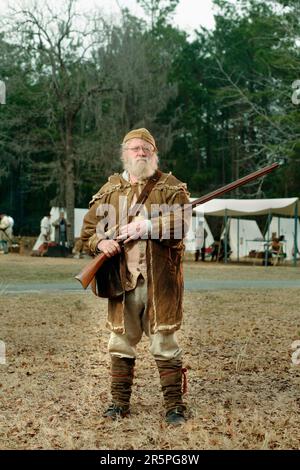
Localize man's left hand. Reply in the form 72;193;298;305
117;220;150;244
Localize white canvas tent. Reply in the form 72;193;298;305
184;197;214;253
193;197;300;217
74;209;88;238
49;207;88;240
36;204;215;254
193;197;299;263
225;218;264;260
32;198;300;263
33;207;88;251
184;214;214;253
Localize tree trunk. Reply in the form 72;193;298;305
65;126;75;248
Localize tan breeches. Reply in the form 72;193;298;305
108;277;182;361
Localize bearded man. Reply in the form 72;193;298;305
81;128;191;425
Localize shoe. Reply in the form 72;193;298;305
103;404;130;419
165;407;186;426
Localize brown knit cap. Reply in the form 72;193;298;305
123;128;157;151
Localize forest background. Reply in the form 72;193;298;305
0;0;299;244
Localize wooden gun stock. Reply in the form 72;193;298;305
75;162;280;289
75;251;108;289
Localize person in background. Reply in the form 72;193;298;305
7;215;14;231
194;220;204;262
201;228;208;262
53;211;70;254
40;214;52;243
0;212;14;254
38;213;52;255
73;238;84;259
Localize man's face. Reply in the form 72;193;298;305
123;138;158;179
124;138;153;157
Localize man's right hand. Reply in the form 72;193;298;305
97;239;121;258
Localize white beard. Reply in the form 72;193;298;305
123;154;158;180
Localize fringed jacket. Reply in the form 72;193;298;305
80;171;190;334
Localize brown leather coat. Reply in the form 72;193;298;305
80;171;190;334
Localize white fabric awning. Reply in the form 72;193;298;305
192;198;299;217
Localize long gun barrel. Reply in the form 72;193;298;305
75;162;279;289
189;162;279;209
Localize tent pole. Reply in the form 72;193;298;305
224;210;228;264
265;210;271;267
293;201;298;267
237;218;240;262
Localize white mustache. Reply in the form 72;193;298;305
123;153;158;179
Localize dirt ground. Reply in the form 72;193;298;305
1;255;300;450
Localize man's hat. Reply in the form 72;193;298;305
123;128;157;151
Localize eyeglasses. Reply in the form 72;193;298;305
125;146;153;154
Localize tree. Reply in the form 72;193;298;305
159;0;300;197
136;0;179;30
82;3;186;181
0;34;44;233
212;0;300;196
4;0;115;244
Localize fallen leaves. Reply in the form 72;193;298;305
1;260;300;449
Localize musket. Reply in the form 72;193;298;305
75;162;279;289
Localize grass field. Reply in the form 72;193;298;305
1;255;300;449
